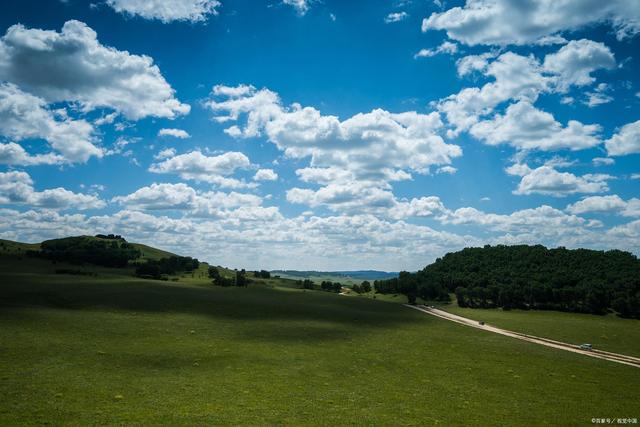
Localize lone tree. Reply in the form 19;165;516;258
299;279;314;290
208;266;221;280
235;269;248;287
361;280;372;293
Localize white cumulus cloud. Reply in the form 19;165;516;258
0;171;105;210
605;120;640;156
0;20;190;120
106;0;221;23
422;0;640;46
0;83;102;163
158;128;191;139
149;150;256;189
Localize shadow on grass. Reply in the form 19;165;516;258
0;266;420;343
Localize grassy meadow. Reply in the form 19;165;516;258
1;254;639;425
439;304;640;358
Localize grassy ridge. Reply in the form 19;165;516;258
130;242;177;261
1;255;639;425
0;239;40;254
0;236;179;263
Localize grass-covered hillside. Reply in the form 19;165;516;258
0;240;639;425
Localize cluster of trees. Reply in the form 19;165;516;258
208;266;249;287
321;281;343;293
374;271;451;304
352;280;372;294
95;234;125;241
135;256;199;280
299;279;315;290
34;237;141;267
378;245;640;318
295;279;344;293
253;270;271;279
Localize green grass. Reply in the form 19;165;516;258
439;304;640;358
0;238;40;254
1;255;638;425
130;242;177;261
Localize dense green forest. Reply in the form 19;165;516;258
374;245;640;318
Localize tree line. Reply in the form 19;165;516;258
374;245;640;318
135;256;200;280
32;236;141;268
296;279;346;293
208;266;249;287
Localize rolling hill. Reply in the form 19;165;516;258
0;238;638;425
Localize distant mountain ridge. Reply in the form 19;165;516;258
271;270;398;280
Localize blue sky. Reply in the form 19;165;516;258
0;0;639;270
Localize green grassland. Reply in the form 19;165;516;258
348;290;640;358
0;238;40;254
439;304;640;358
1;254;639;425
130;242;178;261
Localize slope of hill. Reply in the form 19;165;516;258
0;239;40;254
0;235;179;263
0;252;639;425
130;242;177;261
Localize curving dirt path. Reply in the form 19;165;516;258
406;304;640;368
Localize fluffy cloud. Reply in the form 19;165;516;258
207;84;464;215
253;169;278;181
6;196;638;270
112;182;268;219
207;84;461;184
0;83;101;163
287;183;397;213
113;182;198;210
149;150;256;189
283;0;314;15
422;0;640;46
443;205;594;234
286;180;454;220
414;41;458;58
440;44;615;135
0;20;190;120
106;0;221;23
506;163;612;196
470;100;601;151
385;12;409;23
567;195;640;217
0;171;105;210
455;52;496;77
605;120;640;156
0;142;65;166
0;206;477;270
437;52;550;133
3;191;640;270
542;39;616;92
158;128;190;139
592;157;614;166
584;83;613;107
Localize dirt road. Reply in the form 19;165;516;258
406;304;640;368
